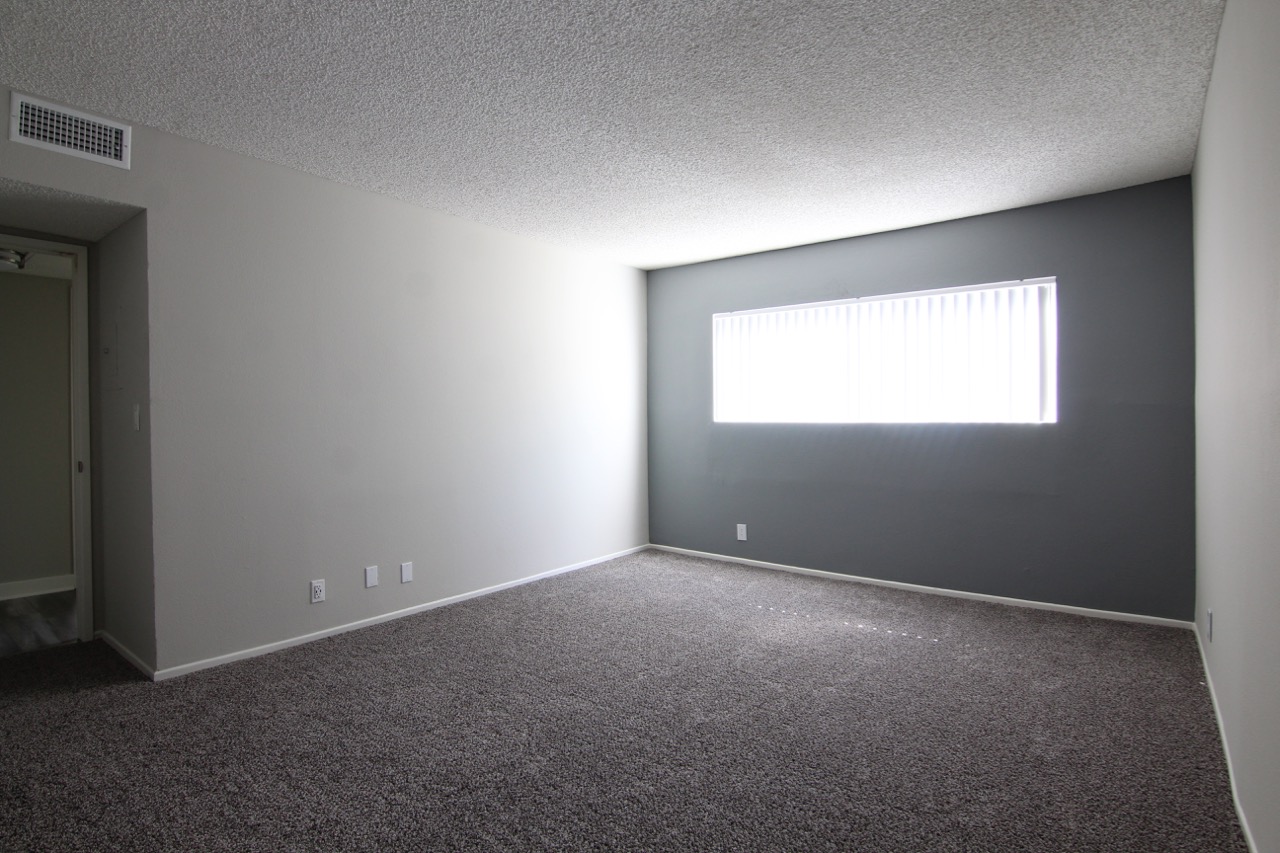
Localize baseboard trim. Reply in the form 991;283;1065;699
1194;626;1259;853
152;545;648;681
648;545;1193;629
0;574;76;601
95;630;157;680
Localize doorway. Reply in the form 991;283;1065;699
0;234;91;653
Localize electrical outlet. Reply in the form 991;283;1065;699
401;561;413;583
365;565;379;588
737;523;747;541
310;579;325;603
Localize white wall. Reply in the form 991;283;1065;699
1192;0;1280;849
0;84;649;672
92;212;157;665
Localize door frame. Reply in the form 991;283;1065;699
2;233;93;641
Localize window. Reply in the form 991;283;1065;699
713;278;1057;424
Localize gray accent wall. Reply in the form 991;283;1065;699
649;179;1195;620
1192;0;1280;848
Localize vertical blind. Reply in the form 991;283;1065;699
713;278;1057;424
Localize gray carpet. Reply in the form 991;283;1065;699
0;551;1248;852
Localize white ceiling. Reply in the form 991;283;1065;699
1;1;1224;268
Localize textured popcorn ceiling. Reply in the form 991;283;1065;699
0;1;1224;268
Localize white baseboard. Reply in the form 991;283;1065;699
152;545;649;681
1194;626;1259;853
0;574;76;601
96;630;157;680
648;545;1194;629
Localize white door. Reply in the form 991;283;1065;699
0;236;92;642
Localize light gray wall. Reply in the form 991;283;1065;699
649;179;1195;619
0;84;648;672
91;212;156;665
0;271;71;585
1192;0;1280;847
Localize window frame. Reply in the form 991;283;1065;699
711;277;1058;425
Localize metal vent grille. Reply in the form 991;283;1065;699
9;93;131;169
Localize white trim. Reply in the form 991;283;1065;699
0;234;93;640
151;545;648;681
69;242;92;641
1194;626;1259;853
0;574;76;601
648;545;1193;628
96;630;156;679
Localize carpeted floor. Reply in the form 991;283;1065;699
0;551;1248;852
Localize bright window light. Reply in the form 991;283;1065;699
713;278;1057;424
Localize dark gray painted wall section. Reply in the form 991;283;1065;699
647;179;1195;619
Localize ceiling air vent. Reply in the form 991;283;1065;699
9;92;131;169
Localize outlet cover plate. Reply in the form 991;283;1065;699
401;561;413;583
365;565;378;588
310;579;325;603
